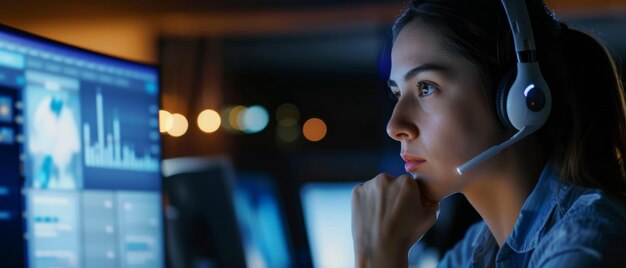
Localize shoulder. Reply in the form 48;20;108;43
438;221;489;267
530;189;626;267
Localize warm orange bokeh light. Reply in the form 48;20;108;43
197;109;221;133
167;113;188;137
302;118;327;142
159;110;173;133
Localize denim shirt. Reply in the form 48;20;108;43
438;164;626;267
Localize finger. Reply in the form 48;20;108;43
413;177;440;208
394;174;421;204
351;182;365;222
351;183;367;245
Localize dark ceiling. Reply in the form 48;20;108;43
1;0;624;24
1;0;402;20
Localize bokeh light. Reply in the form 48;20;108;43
220;106;235;132
276;103;299;127
167;113;188;137
197;109;221;133
277;124;299;143
159;110;173;133
279;118;297;127
240;105;269;134
303;118;327;142
229;105;247;131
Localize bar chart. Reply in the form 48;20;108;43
82;91;158;172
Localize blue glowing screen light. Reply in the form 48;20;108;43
241;105;269;134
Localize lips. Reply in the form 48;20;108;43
404;160;426;173
401;153;426;173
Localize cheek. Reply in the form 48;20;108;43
417;99;502;197
450;108;500;162
424;106;499;168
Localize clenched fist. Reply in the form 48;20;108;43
351;173;440;268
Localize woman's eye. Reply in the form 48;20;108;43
417;81;438;97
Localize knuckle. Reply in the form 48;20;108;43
374;173;392;186
351;184;362;198
375;177;385;188
398;174;413;184
397;174;417;191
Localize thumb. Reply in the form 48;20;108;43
414;177;440;209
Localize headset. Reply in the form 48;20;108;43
455;0;552;175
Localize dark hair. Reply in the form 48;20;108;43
391;0;626;202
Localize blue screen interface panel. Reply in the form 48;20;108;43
301;182;358;268
0;25;163;267
233;173;292;268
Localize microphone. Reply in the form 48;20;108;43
455;126;535;175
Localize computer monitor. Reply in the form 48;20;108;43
0;24;163;267
233;172;292;268
162;157;247;268
300;182;359;268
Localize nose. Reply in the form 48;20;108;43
386;98;419;141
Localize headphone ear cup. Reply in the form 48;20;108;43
495;69;517;130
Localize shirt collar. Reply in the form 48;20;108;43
503;161;570;252
471;223;498;265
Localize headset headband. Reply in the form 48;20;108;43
501;0;538;63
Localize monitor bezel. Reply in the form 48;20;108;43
0;22;165;267
0;23;158;70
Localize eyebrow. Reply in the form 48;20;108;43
387;63;451;88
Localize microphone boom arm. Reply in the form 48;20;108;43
455;126;534;175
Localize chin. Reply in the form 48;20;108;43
416;173;461;203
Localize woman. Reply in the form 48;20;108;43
351;0;626;267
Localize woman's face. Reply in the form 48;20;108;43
387;19;505;201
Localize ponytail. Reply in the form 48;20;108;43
542;26;626;203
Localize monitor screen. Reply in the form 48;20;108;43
162;157;247;268
0;25;163;267
233;172;292;268
300;182;358;268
